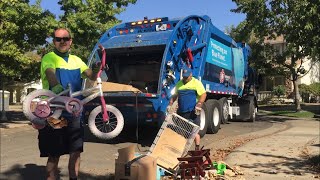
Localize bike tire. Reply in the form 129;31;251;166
22;89;62;127
88;105;124;140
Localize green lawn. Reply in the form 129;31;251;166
261;110;315;118
258;103;319;118
271;111;314;118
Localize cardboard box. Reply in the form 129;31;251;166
101;82;141;92
149;127;187;170
115;145;157;180
84;80;141;92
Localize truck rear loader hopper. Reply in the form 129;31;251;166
83;15;259;137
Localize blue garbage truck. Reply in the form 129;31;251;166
83;15;259;137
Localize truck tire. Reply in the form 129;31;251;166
249;99;256;122
219;97;229;124
206;99;221;134
88;105;124;140
198;104;209;137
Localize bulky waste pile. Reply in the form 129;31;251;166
114;113;246;180
161;152;245;180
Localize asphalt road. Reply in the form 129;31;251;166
0;117;273;180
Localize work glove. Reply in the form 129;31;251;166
51;84;64;94
93;61;109;73
195;102;202;115
92;62;101;74
167;105;176;114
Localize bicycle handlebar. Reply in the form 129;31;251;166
97;44;106;78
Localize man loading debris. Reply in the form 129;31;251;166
168;65;207;150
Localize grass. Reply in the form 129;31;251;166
258;103;319;118
261;110;315;118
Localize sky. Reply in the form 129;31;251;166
30;0;245;31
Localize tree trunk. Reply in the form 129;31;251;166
293;80;301;112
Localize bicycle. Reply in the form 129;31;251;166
22;45;124;140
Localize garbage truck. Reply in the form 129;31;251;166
83;15;259;137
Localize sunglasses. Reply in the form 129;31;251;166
54;37;71;42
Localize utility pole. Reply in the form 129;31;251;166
1;74;8;121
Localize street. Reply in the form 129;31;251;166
0;117;274;180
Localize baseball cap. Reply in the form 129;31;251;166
182;65;192;77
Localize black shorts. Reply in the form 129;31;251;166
177;110;200;126
38;115;84;157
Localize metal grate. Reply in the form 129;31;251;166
148;113;200;171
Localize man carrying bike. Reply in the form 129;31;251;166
39;28;97;180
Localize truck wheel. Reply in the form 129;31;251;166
249;99;256;122
219;97;229;124
88;105;124;139
206;100;221;134
198;104;208;138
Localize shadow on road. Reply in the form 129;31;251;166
0;110;29;129
79;172;115;180
0;164;46;180
0;163;116;180
4;110;26;122
83;124;159;148
235;151;320;175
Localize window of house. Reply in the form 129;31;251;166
273;43;284;55
265;77;274;91
274;76;285;86
27;88;36;95
261;76;286;91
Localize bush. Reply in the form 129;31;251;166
272;85;286;99
299;84;311;102
298;83;320;103
299;84;311;94
309;82;320;96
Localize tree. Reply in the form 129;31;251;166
225;23;277;76
1;0;136;84
56;0;137;61
231;0;320;111
0;0;57;83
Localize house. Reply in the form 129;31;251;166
7;80;42;104
257;35;320;103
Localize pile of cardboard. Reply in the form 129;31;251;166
115;113;201;179
84;80;141;92
115;127;193;180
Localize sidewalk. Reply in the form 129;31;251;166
225;118;320;179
